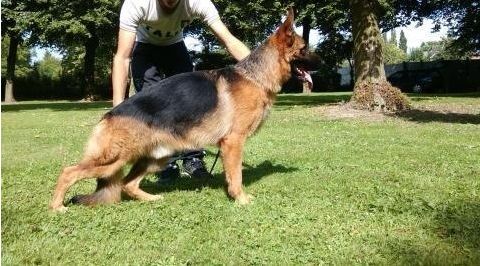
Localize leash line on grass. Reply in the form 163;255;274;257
210;150;221;175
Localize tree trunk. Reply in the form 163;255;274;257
349;0;409;111
4;34;19;103
348;58;355;88
302;17;311;46
301;17;312;94
83;30;99;101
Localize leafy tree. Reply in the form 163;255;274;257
291;0;333;47
383;42;407;64
1;36;34;79
389;29;397;46
187;0;284;52
187;1;324;54
408;38;468;62
37;0;120;99
408;46;426;62
1;0;41;102
409;42;440;61
420;0;480;55
399;29;408;53
382;32;388;43
35;51;62;80
307;1;353;87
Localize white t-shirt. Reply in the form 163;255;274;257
120;0;220;46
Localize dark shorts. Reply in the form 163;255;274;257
131;41;194;92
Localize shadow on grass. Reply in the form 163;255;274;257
140;160;299;195
393;109;480;124
383;238;472;265
381;201;480;264
275;93;351;108
1;101;111;112
434;201;480;251
407;92;480;102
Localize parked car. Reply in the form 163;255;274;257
387;70;444;93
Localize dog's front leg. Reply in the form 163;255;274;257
220;134;252;205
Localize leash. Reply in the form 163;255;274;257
209;150;221;175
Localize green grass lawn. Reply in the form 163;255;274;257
2;92;479;265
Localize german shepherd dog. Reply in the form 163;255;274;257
49;8;318;212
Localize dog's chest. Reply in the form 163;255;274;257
248;102;272;135
150;146;174;159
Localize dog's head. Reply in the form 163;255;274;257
273;7;321;81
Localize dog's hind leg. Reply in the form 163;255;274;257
122;158;168;201
220;134;253;205
69;170;123;207
49;159;125;212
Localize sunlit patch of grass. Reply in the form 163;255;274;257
2;93;479;264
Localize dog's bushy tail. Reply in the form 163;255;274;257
70;174;122;206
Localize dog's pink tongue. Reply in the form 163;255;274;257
299;69;313;85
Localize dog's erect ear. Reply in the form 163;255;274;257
284;7;295;31
277;7;295;46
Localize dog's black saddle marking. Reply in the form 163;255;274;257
108;71;218;136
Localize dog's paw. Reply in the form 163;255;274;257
235;193;253;206
153;195;163;201
49;205;68;213
148;194;164;201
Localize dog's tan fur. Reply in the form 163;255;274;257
49;8;310;212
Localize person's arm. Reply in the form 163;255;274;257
209;19;250;61
112;29;136;107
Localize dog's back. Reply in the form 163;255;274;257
108;71;219;136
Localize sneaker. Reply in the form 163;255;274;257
182;157;213;179
157;162;180;184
